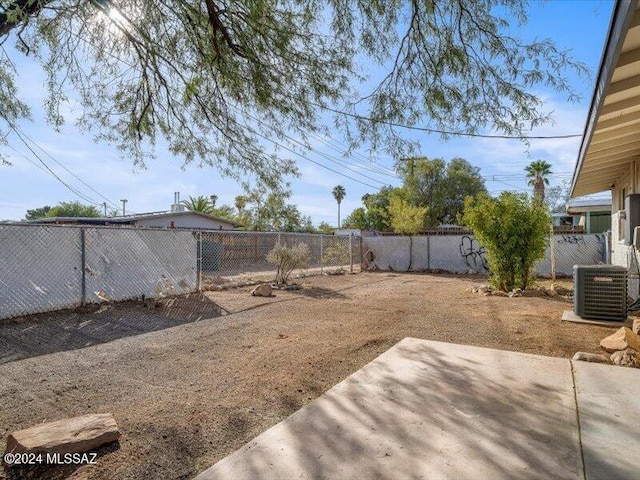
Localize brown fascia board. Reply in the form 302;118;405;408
570;0;639;198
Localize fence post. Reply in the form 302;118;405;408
550;224;556;282
197;231;203;292
277;232;281;245
80;227;86;306
349;232;354;274
320;235;324;274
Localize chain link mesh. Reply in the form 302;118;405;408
199;231;358;288
84;228;198;303
0;225;360;320
0;224;83;319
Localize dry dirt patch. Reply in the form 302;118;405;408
0;272;616;480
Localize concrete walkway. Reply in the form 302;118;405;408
195;338;639;480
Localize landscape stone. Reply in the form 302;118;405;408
251;284;273;297
572;352;610;364
521;289;546;298
610;349;640;368
600;327;640;353
551;285;572;296
6;413;120;454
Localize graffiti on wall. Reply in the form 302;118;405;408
459;235;489;271
557;234;586;246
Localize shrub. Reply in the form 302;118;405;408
388;196;428;235
266;242;310;285
462;192;550;292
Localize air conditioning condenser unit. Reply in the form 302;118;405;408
574;265;627;322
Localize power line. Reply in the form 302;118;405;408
10;123;122;211
315;104;582;140
9;126;105;207
246;128;382;190
232;106;388;188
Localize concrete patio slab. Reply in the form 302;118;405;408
196;339;583;480
561;310;629;327
574;361;640;480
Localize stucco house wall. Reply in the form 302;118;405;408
609;161;640;297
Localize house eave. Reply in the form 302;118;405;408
571;0;640;198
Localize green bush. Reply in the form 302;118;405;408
462;193;550;292
266;243;310;285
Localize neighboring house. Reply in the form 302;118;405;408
26;205;242;230
565;197;612;234
570;0;640;294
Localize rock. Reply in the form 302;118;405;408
547;289;559;297
477;285;492;294
610;349;640;368
551;285;572;296
600;327;640;353
633;318;640;335
572;352;610;364
508;289;523;298
521;289;546;298
6;413;120;454
492;291;508;297
251;283;273;297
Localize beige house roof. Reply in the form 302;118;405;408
571;0;640;197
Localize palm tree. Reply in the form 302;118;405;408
332;185;346;228
181;195;214;214
234;195;247;216
525;160;552;202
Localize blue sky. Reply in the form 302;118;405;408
0;0;614;224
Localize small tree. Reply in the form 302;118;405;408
266;243;310;285
388;196;428;235
462;193;550;292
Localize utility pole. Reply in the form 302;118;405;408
102;202;108;216
120;199;128;216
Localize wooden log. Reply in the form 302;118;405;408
6;413;120;454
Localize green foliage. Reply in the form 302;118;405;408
396;157;487;227
342;207;369;230
25;205;51;220
462;193;550;292
332;185;346;228
387;195;428;235
26;201;101;218
316;221;335;234
525;160;553;201
266;243;310;285
181;195;215;214
181;194;236;221
235;186;312;232
1;1;586;183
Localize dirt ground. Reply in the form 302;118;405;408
0;272;623;480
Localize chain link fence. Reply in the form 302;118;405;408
198;231;359;289
0;225;361;320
